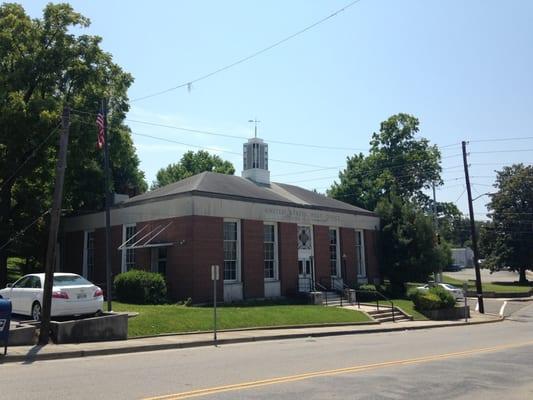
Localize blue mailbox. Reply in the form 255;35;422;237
0;298;12;355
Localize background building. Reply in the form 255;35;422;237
62;137;380;302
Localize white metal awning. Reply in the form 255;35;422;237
117;221;176;250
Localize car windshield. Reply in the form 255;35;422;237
53;275;91;287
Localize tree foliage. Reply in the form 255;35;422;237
0;3;147;286
480;164;532;283
376;195;450;291
329;114;441;211
152;150;235;189
328;114;445;289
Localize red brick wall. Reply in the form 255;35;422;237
192;216;224;303
279;222;298;296
313;225;331;287
364;229;380;283
340;228;356;286
241;219;264;299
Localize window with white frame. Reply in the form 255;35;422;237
264;223;278;280
355;230;366;277
329;228;339;276
122;224;136;272
83;231;95;280
223;220;240;281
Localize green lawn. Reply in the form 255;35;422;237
113;302;371;337
391;299;428;321
442;275;532;294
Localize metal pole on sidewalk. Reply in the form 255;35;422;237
212;265;219;346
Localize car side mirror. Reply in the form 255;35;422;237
6;283;12;288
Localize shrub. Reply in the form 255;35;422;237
430;286;456;308
114;269;167;304
409;287;456;310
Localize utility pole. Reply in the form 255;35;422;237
102;99;113;312
461;141;484;314
432;181;441;283
39;106;70;345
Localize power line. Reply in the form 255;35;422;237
0;209;51;251
0;123;61;193
131;0;363;102
125;118;370;151
471;148;533;155
469;136;533;143
130;131;335;169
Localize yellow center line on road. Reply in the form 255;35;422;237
142;340;533;400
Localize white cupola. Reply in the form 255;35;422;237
242;137;269;185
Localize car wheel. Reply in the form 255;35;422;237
31;301;42;321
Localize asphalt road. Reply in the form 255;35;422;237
1;302;532;400
445;268;532;283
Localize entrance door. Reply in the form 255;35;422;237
298;258;314;292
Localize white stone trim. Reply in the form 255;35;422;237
64;195;379;233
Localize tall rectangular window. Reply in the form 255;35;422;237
84;231;94;280
122;224;136;272
355;230;366;277
329;228;339;276
264;223;277;280
224;220;239;281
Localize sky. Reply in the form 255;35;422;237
18;0;533;218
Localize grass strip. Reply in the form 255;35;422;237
113;302;371;337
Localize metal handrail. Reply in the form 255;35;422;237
354;289;395;322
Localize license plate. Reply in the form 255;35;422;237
77;293;87;299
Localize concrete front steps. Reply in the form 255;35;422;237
366;307;412;323
322;291;346;307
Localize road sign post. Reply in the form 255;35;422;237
211;265;219;345
463;282;468;322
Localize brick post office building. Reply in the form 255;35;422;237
62;137;380;303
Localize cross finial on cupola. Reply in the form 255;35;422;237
248;118;260;138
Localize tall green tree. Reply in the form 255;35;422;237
480;164;532;283
329;114;441;211
0;3;147;286
376;194;449;292
152;150;235;189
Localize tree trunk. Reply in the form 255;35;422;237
519;267;528;284
0;179;14;288
0;250;7;288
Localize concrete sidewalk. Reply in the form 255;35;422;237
0;312;500;364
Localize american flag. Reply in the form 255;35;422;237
96;112;105;150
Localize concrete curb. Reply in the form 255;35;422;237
0;317;503;364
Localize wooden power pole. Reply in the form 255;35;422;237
39;106;70;344
461;141;485;314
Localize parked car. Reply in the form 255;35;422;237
416;283;464;300
444;263;464;272
0;273;103;321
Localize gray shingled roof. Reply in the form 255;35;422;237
120;172;374;215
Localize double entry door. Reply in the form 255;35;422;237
298;257;314;292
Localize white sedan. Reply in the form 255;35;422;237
0;273;104;320
416;283;465;300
